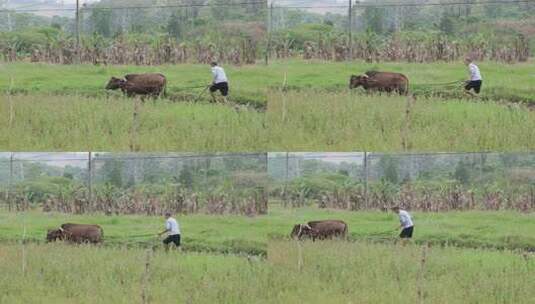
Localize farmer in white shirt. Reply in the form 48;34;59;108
464;57;483;96
158;212;181;251
209;62;229;103
392;206;414;243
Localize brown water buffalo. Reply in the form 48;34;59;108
105;73;167;97
349;71;409;95
291;220;348;241
46;223;103;244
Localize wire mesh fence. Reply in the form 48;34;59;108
1;0;268;65
268;152;535;212
268;0;533;62
0;152;268;216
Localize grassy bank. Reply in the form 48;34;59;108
267;91;535;151
268;240;535;303
0;211;269;255
268;204;535;251
0;94;266;151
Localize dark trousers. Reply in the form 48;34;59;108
400;226;414;239
163;234;181;247
465;80;482;94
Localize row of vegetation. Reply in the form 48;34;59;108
0;154;268;216
271;1;534;62
269;154;535;212
272;26;531;63
0;0;266;64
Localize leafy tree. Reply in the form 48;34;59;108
90;8;112;37
439;14;456;35
454;160;470;185
179;165;194;189
100;159;123;188
379;156;399;185
363;7;386;35
166;11;183;39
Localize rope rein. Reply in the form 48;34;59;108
417;79;466;87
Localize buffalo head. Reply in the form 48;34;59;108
349;74;369;89
46;228;65;242
290;224;318;240
105;77;126;90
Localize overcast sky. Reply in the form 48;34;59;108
268;152;364;164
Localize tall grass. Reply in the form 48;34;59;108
268;240;535;303
0;94;267;151
1;241;532;303
0;244;271;304
267;91;535;151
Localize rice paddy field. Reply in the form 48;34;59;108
0;62;269;151
0;211;269;255
266;60;535;103
267;60;535;151
268;204;535;252
1;207;534;303
2;60;534;151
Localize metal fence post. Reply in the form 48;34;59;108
364;151;368;209
6;153;14;209
348;0;353;60
88;152;93;204
266;1;274;65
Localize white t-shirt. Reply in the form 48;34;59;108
166;217;180;235
469;63;482;81
212;66;228;84
399;210;414;229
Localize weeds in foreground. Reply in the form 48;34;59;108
268;91;535;151
0;94;267;151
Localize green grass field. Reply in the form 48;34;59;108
266;59;535;151
0;62;268;106
268;240;535;303
0;211;269;255
5;60;532;102
1;207;534;303
267;90;535;151
1;60;534;151
3;206;534;254
0;244;271;304
1;241;532;303
266;59;535;104
268;204;535;251
0;62;269;151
